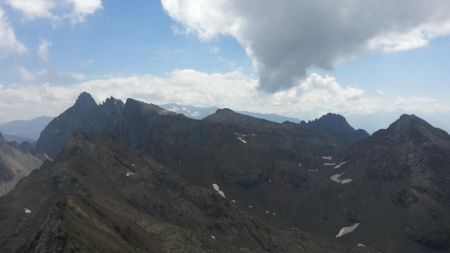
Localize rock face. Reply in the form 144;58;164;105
36;93;183;159
348;115;450;250
0;134;362;253
34;93;359;230
303;113;369;143
286;114;450;252
0;133;43;196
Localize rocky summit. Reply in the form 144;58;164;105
1;92;450;252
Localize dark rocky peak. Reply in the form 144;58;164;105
204;108;280;130
306;113;369;142
309;113;352;129
124;98;180;117
382;114;450;146
389;114;434;132
73;92;97;111
0;132;4;142
205;108;240;121
100;96;125;115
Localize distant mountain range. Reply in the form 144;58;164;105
161;103;300;123
0;116;52;143
0;92;449;252
0;133;43;196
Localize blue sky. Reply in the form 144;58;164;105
0;0;449;132
0;1;252;82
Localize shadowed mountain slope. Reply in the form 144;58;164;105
32;92;450;252
283;114;450;252
0;134;373;253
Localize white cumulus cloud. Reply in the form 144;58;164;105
4;0;55;20
5;0;102;23
161;0;450;92
0;7;26;56
0;70;448;131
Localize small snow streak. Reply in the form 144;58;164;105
330;174;353;184
24;208;31;214
330;174;342;183
237;136;247;143
334;161;346;169
321;156;332;161
340;179;352;184
44;153;53;162
336;223;360;238
212;183;226;198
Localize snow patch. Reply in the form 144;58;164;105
308;169;318;173
126;172;136;177
323;163;336;166
24;208;31;214
265;210;270;214
340;179;353;184
336;223;360;238
298;163;302;167
212;183;226;198
321;156;332;160
334;161;347;169
231;199;236;203
43;153;53;162
357;243;366;247
234;132;256;144
211;235;216;240
330;174;342;183
237;136;247;144
248;205;253;209
330;174;353;184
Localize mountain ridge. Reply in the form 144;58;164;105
14;92;450;252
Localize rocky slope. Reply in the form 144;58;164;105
0;133;43;196
35;94;360;229
0;134;372;253
282;114;450;252
31;92;450;252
